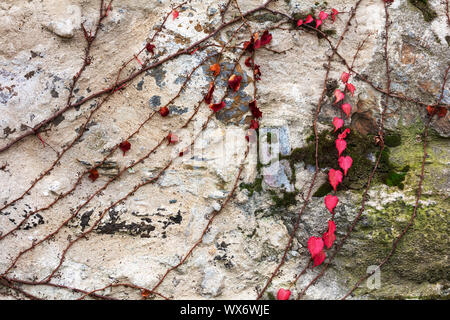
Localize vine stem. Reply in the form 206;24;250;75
151;144;250;293
341;64;450;299
0;0;275;154
0;52;218;242
255;0;363;300
296;0;392;299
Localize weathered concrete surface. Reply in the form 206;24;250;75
0;0;448;299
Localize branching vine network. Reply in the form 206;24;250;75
0;0;448;300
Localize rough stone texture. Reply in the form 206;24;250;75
0;0;448;300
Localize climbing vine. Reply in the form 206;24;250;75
0;0;448;300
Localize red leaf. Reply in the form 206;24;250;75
249;100;262;119
250;119;259;130
338;128;350;139
323;220;336;249
243;38;254;52
277;288;291;300
210;101;226;112
341;103;352;118
260;30;272;46
426;105;435;115
340;72;350;83
315;19;322;29
323;230;336;249
346;83;355;96
333;117;344;132
145;43;155;55
204;82;215;104
305;15;313;24
245;56;253;68
297;19;304;27
336;138;347;156
324;195;338;214
437;107;447;118
313;250;326;267
332;9;339;22
329;169;343;192
328;220;336;234
88;168;99;182
254;39;262;50
319;11;329;20
228;75;242;92
167;132;179;144
119;141;131;156
159;106;170;117
334;89;345;104
172;10;179;20
338;156;353;176
308;236;324;258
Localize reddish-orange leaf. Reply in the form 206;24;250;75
204;82;215;104
159;106;170;117
210;101;226;113
228;75;242;92
437;107;447;118
172;10;179;20
88;169;99;182
243;39;254;52
119;141;131;156
141;289;151;298
210;63;221;76
249;100;262;119
426;105;435;115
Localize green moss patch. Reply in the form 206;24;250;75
408;0;437;22
282;129;409;193
338;199;448;298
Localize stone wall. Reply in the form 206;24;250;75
0;0;448;299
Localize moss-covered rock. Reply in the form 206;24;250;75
408;0;437;22
336;199;448;298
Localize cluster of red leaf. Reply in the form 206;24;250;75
426;105;447;118
243;30;272;52
306;71;355;268
297;9;340;29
